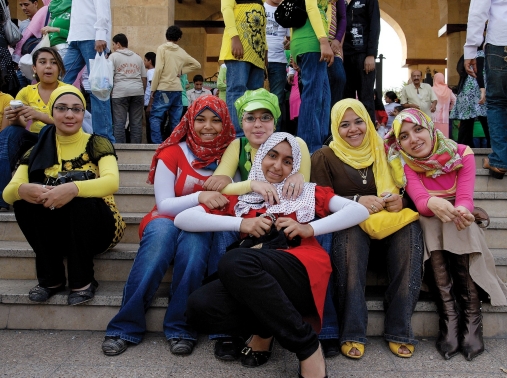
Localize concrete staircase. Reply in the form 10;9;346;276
1;146;507;338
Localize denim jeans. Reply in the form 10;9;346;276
332;222;423;345
63;40;114;143
225;60;265;137
315;233;339;339
149;91;182;144
112;96;144;143
105;218;212;343
267;62;287;130
0;125;38;208
327;57;346;109
343;53;376;125
16;70;31;89
296;52;331;153
485;44;507;170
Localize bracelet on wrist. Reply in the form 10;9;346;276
353;194;361;202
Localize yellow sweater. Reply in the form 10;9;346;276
3;129;119;204
214;137;311;195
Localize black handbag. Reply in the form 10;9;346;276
44;170;96;186
202;213;301;285
274;0;307;29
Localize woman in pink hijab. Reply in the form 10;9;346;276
431;73;456;138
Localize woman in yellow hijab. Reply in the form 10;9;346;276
2;85;125;306
310;99;423;359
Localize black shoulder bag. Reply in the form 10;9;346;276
274;0;308;29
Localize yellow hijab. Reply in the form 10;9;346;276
329;99;400;195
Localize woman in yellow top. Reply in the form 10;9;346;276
2;85;126;306
220;0;266;136
0;47;66;211
0;80;13;132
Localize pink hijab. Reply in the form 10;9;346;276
432;73;451;103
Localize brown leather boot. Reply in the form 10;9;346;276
430;250;460;360
450;253;484;361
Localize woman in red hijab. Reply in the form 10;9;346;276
102;95;236;357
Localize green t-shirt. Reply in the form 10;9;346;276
290;0;328;60
48;11;70;46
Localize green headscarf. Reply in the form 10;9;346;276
234;88;281;127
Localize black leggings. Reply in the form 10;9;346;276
186;248;320;360
14;197;116;289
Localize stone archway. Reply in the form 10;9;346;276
379;9;408;68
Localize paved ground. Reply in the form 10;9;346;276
1;330;507;377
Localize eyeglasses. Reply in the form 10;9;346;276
243;114;274;124
53;106;85;114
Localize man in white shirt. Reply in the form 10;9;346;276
62;0;114;143
400;70;437;117
264;0;290;130
186;75;211;106
465;0;507;178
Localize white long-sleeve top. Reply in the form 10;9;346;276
67;0;111;47
174;193;369;237
464;0;507;59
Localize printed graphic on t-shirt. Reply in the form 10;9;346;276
351;24;364;47
352;1;365;8
266;11;281;36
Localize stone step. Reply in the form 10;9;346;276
1;279;506;337
472;191;507;218
1;240;506;286
115;144;157;165
115;187;154;213
117;164;152;187
0;241;172;283
475;169;507;192
2;210;507;248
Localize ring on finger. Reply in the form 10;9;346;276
289;183;295;188
50;206;55;211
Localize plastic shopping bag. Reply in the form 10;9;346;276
89;52;113;101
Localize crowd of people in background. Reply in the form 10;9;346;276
1;0;507;377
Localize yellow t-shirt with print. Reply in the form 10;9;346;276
15;81;66;133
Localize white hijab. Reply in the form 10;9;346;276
234;133;317;223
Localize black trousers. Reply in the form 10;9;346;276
343;52;376;124
186;248;320;361
458;116;490;148
14;197;116;289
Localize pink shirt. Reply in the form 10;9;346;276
13;2;51;62
404;145;475;217
432;90;456;124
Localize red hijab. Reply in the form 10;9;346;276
147;95;236;184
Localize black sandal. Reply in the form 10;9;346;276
241;336;274;368
68;281;98;306
28;283;66;302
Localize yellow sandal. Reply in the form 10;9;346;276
389;342;414;358
340;342;364;359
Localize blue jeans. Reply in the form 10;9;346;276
315;233;339;339
225;60;265;137
63;40;114;143
149;91;182;144
105;218;212;343
327;57;346;109
0;125;38;208
16;70;31;89
267;62;287;130
332;222;423;345
296;53;331;153
485;44;507;170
